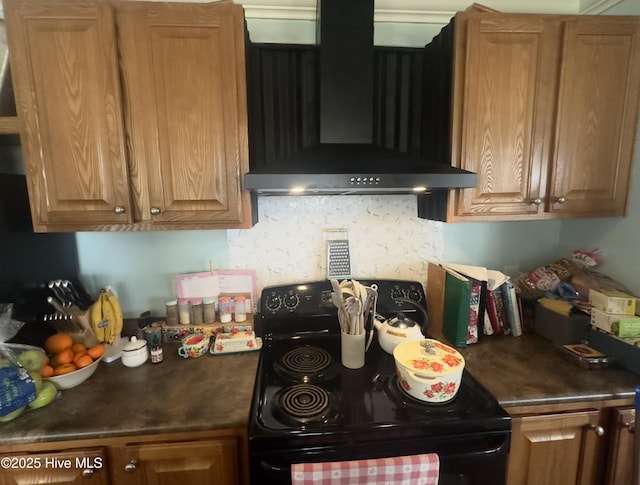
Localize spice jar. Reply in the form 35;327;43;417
143;324;164;364
191;298;204;324
203;297;216;323
218;296;232;323
178;298;191;324
234;295;247;322
165;300;179;326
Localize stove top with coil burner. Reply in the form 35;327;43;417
250;280;510;443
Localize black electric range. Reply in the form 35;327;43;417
249;279;511;484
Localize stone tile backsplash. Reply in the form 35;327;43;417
228;195;444;290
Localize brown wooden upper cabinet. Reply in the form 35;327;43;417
3;0;252;232
422;12;640;222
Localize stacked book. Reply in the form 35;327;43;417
426;262;524;348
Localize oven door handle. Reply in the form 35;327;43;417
258;459;290;478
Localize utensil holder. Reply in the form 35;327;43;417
341;331;365;369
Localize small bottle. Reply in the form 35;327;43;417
144;325;164;364
191;298;204;324
178;298;191;324
234;295;247;322
165;300;179;326
203;297;216;323
219;296;232;323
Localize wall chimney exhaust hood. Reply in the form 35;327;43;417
244;0;477;196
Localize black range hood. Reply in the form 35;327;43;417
244;0;477;196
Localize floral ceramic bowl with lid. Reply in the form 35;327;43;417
392;338;465;403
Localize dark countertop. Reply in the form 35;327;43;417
0;343;260;447
1;333;638;448
459;333;639;408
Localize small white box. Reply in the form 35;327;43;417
590;308;621;333
589;289;636;315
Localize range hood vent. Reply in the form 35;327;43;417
244;0;476;199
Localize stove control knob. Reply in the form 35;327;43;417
284;291;299;310
408;288;422;302
391;287;405;301
265;293;282;312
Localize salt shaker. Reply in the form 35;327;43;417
203;297;216;323
218;296;232;323
234;295;247;322
191;298;204;325
165;300;179;326
178;298;191;324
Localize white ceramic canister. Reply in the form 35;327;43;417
121;336;149;368
392;338;465;403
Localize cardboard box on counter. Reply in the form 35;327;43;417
533;303;590;345
591;308;640;336
589;288;636;315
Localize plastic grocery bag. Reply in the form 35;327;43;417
0;365;37;418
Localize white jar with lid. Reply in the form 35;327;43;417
122;336;148;368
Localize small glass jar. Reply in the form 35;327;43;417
203;297;216;323
191;298;204;325
178;298;191;324
165;300;179;326
234;295;247;322
218;296;232;323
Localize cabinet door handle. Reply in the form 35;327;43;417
81;468;94;478
150;207;161;215
114;206;126;214
124;459;137;473
622;421;636;433
556;196;567;204
588;424;605;436
530;197;542;206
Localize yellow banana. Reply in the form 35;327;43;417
90;291;107;343
104;290;123;342
101;293;115;344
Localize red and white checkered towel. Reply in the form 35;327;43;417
291;453;440;485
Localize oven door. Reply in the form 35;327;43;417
250;430;510;485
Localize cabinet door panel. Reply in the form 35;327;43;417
507;410;603;485
550;18;640;217
605;407;635;485
116;2;250;225
5;0;131;230
0;448;109;485
110;439;239;485
453;17;557;219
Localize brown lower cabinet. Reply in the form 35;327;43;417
507;399;635;485
0;428;247;485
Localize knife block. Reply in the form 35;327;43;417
48;309;99;348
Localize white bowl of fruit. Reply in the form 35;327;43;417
41;333;105;390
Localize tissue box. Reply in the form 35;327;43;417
589;289;636;315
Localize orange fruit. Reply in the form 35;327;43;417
53;363;77;376
87;344;105;360
40;365;54;378
45;333;73;355
75;354;94;369
71;343;87;354
73;351;88;365
53;349;74;366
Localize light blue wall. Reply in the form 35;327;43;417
443;220;563;272
76;231;228;316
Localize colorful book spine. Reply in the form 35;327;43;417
493;286;511;335
467;280;481;344
485;287;504;335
